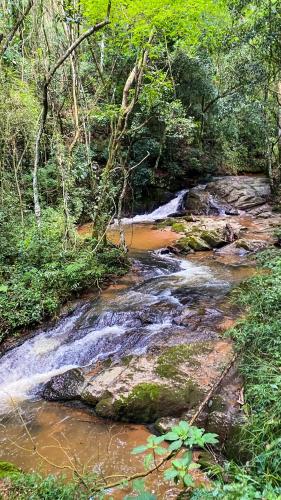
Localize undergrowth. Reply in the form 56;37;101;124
192;248;281;498
0;208;128;343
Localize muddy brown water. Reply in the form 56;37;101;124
0;221;258;497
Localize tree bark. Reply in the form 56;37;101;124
32;2;111;225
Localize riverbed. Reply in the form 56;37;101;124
0;214;271;497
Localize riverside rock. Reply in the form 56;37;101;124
42;368;85;401
184;176;271;215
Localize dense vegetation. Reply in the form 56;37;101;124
0;0;280;340
0;0;281;498
191;249;281;497
0;0;280;338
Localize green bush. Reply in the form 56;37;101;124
7;473;89;500
0;208;128;342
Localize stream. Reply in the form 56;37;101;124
0;193;259;497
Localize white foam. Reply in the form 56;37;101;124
117;190;188;224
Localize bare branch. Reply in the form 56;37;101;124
0;0;34;57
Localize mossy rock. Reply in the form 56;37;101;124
171;222;187;233
155;343;212;380
223;418;249;462
0;461;21;479
209;395;227;413
200;230;225;248
95;382;204;423
235;239;252;251
177;236;210;252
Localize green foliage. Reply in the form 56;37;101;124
228;252;281;482
191;248;281;498
0;460;21;479
0;208;128;342
132;420;218;489
7;473;89;500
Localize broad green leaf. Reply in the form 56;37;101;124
132;445;148;454
143;453;154;470
155;446;167;455
0;284;8;293
163;468;179;481
168;439;183;452
183;474;194;487
178;421;190;432
163;431;180;441
202;432;219;445
132;479;145;492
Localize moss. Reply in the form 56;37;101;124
200;229;225;248
155;343;212;380
121;355;133;366
95;381;204;423
95;397;115;418
156;218;178;229
236;239;251;251
177;235;210;252
0;461;21;479
171;222;186;233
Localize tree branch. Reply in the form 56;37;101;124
0;0;34;57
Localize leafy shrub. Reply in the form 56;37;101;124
0;208;128;342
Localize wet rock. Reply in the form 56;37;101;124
184;176;270;215
235;239;269;253
154;417;180;434
95;381;204;423
200;229;226;248
185;188;216;215
216;238;269;256
81;366;125;406
78;341;233;424
247;203;272;218
207;176;270;210
176;235;211;252
207;410;231;442
185;186;239;216
207;410;247;461
42;368;85;401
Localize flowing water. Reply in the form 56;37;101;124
117;190;188;224
0;194;257;497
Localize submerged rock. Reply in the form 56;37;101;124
42;368;85;401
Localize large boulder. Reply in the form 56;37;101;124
184;176;271;215
215;238;269;256
42;368;85;401
207;176;271;210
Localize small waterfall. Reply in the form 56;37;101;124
119;190;188;224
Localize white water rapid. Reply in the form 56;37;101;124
0;251;229;414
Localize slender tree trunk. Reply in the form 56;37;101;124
12;140;25;226
92;32;154;238
0;0;34;57
277;81;281;172
32;5;111;226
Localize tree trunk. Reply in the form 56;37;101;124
32;6;111;226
